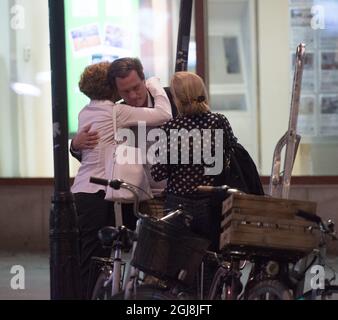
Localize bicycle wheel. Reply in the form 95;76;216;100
111;285;177;300
246;280;293;300
91;267;113;300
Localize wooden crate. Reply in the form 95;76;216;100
221;193;317;220
139;195;165;219
220;194;320;258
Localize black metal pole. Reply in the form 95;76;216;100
48;0;81;300
175;0;193;72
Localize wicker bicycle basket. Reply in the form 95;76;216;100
139;194;166;219
131;218;210;286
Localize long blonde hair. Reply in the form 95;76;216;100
170;71;210;116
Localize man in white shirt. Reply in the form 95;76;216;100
71;57;177;205
70;58;177;298
71;58;177;186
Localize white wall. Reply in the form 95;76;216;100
257;0;291;175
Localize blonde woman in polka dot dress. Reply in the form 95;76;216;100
151;71;238;251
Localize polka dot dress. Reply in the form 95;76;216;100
151;112;237;196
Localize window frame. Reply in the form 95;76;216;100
194;0;338;184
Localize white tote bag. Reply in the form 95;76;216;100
104;108;153;202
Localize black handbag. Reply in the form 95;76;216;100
215;114;264;195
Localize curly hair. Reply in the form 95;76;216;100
79;62;119;101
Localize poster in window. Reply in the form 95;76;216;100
319;94;338;136
72;0;98;17
105;0;132;18
104;24;132;50
91;54;118;64
290;7;313;27
289;0;314;7
297;95;316;136
223;37;241;75
69;24;102;56
211;93;247;112
209;35;243;85
319;29;338;49
290;27;315;49
291;51;316;92
320;51;338;92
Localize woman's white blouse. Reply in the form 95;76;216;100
71;78;171;194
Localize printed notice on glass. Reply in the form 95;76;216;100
297;95;316;136
72;0;98;17
289;6;315;49
292;51;316;92
290;27;315;49
289;0;314;7
319;94;338;136
69;24;102;57
290;7;313;28
106;0;132;18
104;24;132;50
319;29;338;49
320;51;338;92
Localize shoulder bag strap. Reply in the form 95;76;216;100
216;113;249;193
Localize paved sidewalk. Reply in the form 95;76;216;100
0;251;337;300
0;252;49;300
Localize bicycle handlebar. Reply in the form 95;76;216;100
296;210;336;240
89;177;124;189
90;177;191;225
296;210;322;225
89;177;147;219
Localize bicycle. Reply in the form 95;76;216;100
199;185;338;300
112;184;281;301
89;224;134;299
88;177;185;300
292;210;338;300
89;181;337;301
117;185;242;301
131;185;337;301
203;186;337;300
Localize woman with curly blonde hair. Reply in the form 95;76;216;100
72;61;171;299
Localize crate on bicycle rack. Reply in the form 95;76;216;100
131;218;210;286
219;193;320;259
139;194;166;219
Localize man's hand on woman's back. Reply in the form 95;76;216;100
72;124;100;151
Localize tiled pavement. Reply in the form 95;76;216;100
0;252;337;300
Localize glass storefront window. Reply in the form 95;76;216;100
0;0;189;178
207;0;259;164
0;0;53;178
288;0;338;175
65;0;185;136
206;0;338;176
66;0;188;177
1;0;336;178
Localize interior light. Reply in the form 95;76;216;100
10;82;41;97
